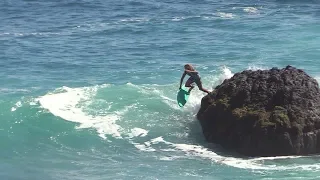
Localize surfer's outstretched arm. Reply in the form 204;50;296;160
179;71;187;89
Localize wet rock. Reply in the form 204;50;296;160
197;66;320;156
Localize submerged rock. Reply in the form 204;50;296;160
197;65;320;156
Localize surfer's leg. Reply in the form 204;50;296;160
185;77;195;93
195;79;210;94
187;86;194;93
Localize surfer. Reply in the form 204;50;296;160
179;64;210;94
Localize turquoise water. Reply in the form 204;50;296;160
1;0;320;179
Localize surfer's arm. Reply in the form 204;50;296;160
179;72;187;89
185;69;198;74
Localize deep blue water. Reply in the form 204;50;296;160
1;0;320;179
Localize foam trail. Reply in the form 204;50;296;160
138;137;263;169
37;85;123;139
166;142;269;170
134;136;320;171
171;143;315;170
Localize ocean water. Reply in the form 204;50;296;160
1;0;320;179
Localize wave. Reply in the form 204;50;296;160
34;67;231;136
22;66;318;171
37;85;123;139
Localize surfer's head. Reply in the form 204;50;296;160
184;64;194;71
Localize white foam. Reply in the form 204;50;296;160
0;88;30;93
202;16;212;20
172;17;185;21
127;83;181;111
250;155;304;161
243;7;258;14
160;149;177;152
131;135;320;171
29;101;37;106
127;82;153;96
159;156;182;161
0;32;61;37
160;94;180;110
131;142;156;152
115;103;137;116
183;92;202;113
150;136;166;144
37;85;123;140
11;101;22;112
143;138;243;168
120;18;149;22
166;142;299;170
219;66;234;82
248;65;267;71
216;12;235;19
171;142;320;170
128;128;149;138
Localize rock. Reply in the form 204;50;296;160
197;65;320;156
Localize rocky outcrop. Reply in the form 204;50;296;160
197;66;320;156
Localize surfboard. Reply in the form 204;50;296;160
177;87;190;107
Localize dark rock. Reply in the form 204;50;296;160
197;66;320;156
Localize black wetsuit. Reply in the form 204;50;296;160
186;71;200;83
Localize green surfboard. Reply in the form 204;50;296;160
177;87;190;107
